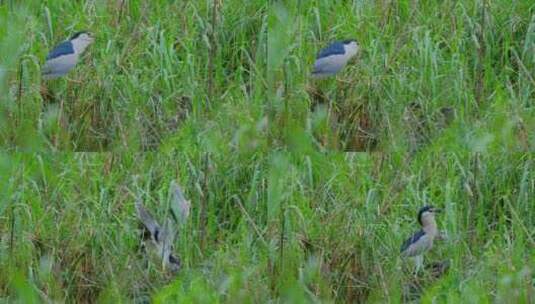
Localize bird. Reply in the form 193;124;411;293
400;205;442;273
311;39;359;79
42;31;94;80
135;200;181;272
134;180;191;273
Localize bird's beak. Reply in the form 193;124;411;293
433;208;443;213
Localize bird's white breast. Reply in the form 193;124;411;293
42;53;79;79
313;54;351;75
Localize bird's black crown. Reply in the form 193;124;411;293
417;205;434;225
70;31;90;40
342;39;357;44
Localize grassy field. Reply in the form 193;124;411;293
1;0;534;303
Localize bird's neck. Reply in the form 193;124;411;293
422;220;438;237
72;40;91;54
344;44;358;57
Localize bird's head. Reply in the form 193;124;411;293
342;39;359;56
417;205;441;226
70;31;94;52
70;31;94;43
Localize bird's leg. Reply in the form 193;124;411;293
414;255;424;274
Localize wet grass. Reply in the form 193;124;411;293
1;0;534;302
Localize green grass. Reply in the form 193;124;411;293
1;0;534;302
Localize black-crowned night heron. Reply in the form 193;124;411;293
311;40;359;79
134;182;190;273
400;205;442;273
42;31;94;79
136;200;181;272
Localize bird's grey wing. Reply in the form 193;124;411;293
169;181;190;225
160;218;175;245
135;200;161;239
316;42;345;58
312;55;348;75
159;219;180;271
400;230;427;256
46;41;74;60
42;54;78;78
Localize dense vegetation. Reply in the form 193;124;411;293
1;0;534;302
